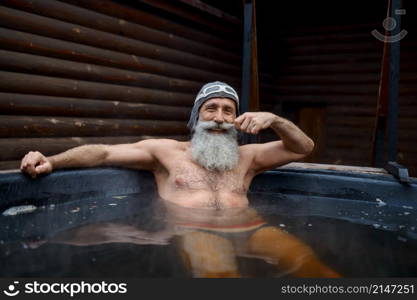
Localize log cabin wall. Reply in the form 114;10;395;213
1;0;416;176
254;1;417;177
260;23;385;164
0;0;243;170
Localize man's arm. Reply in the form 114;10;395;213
234;112;314;173
20;139;161;178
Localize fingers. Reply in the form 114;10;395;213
234;113;251;131
20;151;47;178
234;112;276;135
35;163;50;174
233;114;245;130
250;123;261;135
240;116;252;132
234;113;260;134
21;153;35;178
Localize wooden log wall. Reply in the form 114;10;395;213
260;23;417;176
0;0;243;169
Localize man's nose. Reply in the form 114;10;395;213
213;111;224;123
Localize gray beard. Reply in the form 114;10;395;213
191;120;240;172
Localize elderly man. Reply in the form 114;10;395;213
21;81;340;278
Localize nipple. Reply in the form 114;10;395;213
175;177;185;187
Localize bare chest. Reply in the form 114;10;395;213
170;163;248;194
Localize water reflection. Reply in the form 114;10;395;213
29;198;341;278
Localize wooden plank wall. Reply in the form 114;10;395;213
260;23;417;176
0;0;242;169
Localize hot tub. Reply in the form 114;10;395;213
1;163;416;277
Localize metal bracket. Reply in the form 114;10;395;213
385;161;410;183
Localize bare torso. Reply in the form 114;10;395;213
152;141;255;209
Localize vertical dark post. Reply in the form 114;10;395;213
241;0;259;144
249;0;259;114
387;0;401;162
241;0;252;117
371;0;402;167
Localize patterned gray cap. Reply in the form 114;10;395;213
187;81;239;131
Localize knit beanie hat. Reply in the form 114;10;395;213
187;81;239;131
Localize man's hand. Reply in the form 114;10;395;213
234;112;278;134
20;151;53;178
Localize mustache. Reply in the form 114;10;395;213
197;120;235;131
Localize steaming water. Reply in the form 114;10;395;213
0;192;416;277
